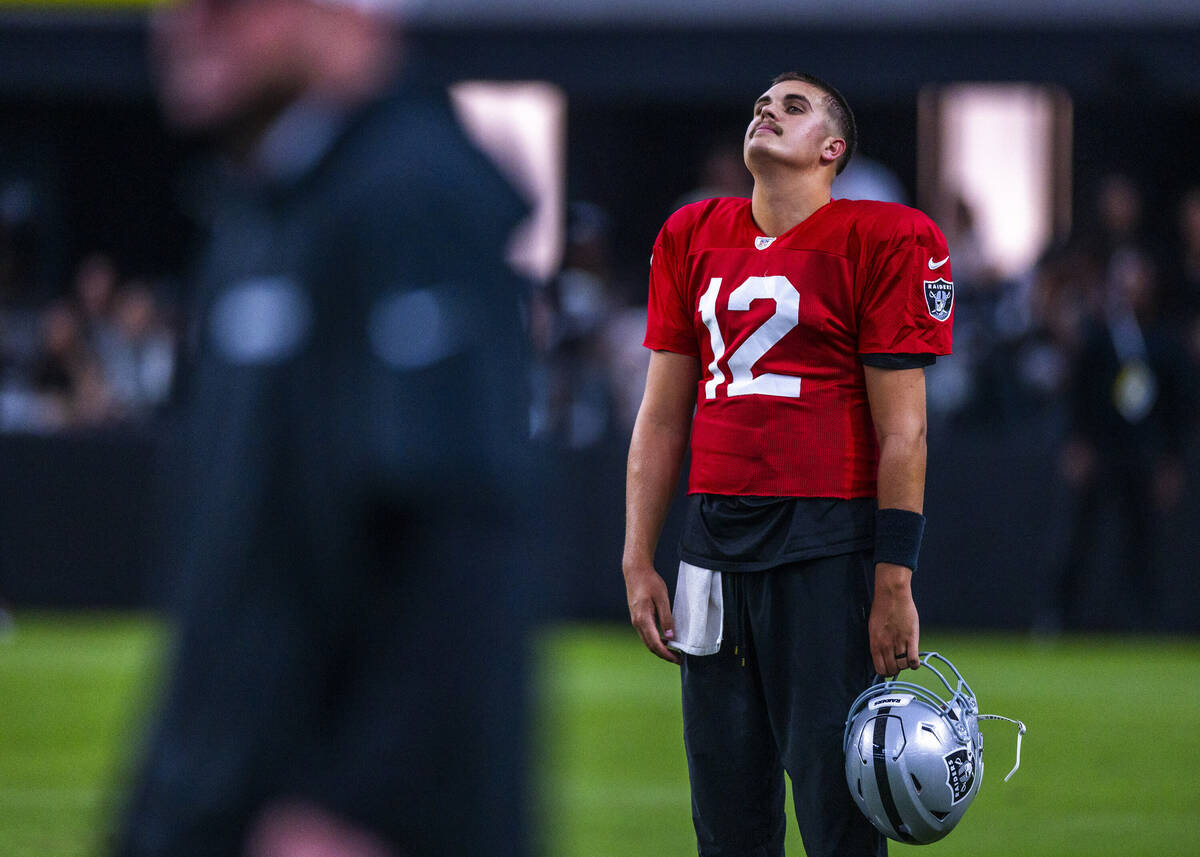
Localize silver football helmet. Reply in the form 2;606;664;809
843;651;1026;845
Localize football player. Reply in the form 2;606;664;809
622;72;954;857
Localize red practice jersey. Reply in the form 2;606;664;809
644;196;953;498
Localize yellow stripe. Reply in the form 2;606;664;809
0;0;171;9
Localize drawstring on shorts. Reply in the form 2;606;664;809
728;573;749;668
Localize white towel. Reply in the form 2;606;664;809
667;561;723;656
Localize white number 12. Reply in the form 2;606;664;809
698;275;802;400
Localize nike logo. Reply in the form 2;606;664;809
928;255;950;270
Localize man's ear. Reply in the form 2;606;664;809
822;137;846;167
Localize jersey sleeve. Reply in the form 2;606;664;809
856;210;954;358
643;212;700;356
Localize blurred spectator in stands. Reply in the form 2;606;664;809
29;299;117;430
996;244;1096;423
103;282;176;422
1093;173;1144;248
600;282;652;436
29;300;83;421
939;193;993;290
1165;187;1200;366
73;252;124;363
531;201;620;447
673;138;754;209
70;253;179;425
1042;247;1192;631
832;152;908;204
1082;173;1163;279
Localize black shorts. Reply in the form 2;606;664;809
679;550;885;857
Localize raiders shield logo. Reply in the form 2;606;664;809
943;748;976;804
924;278;954;322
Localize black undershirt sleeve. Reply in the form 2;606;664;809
859;353;936;369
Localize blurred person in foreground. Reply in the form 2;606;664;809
622;72;953;856
114;1;533;856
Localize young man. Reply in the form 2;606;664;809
622;72;954;856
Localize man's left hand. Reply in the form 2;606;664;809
869;563;920;676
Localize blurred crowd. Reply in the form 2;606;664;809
0;251;178;433
6;169;1193;465
4;166;1198;472
928;174;1200;442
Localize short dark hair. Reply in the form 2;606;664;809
770;71;857;175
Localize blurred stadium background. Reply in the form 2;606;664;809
1;0;1199;854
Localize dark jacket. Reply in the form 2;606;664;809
118;77;533;857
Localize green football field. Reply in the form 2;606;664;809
1;614;1198;857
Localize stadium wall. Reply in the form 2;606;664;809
3;431;1198;633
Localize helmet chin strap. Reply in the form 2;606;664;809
977;714;1027;782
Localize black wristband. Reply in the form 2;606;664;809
874;508;926;572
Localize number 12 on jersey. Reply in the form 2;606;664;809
698;275;803;400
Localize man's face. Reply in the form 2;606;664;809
151;0;311;134
743;80;841;173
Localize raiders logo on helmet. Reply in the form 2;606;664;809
924;278;954;322
943;748;976;804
